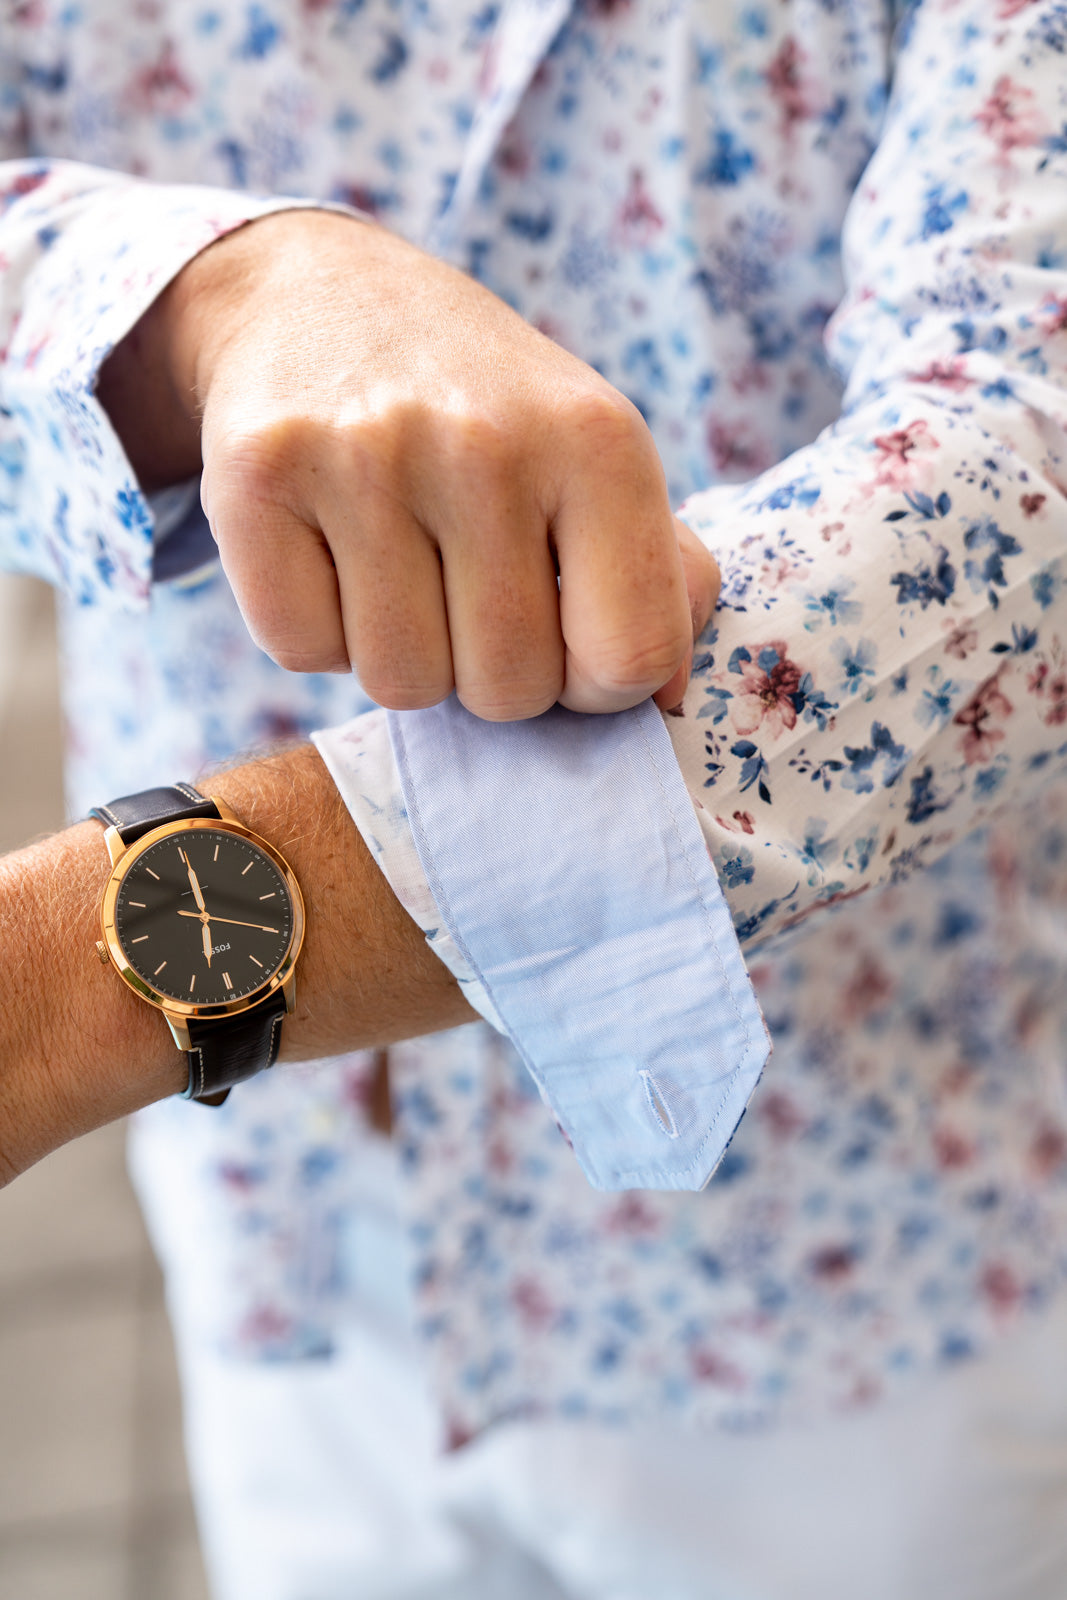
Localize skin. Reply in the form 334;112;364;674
0;744;475;1187
97;209;720;720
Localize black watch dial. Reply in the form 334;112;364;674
114;828;294;1006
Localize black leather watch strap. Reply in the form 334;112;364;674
90;783;220;845
184;990;287;1106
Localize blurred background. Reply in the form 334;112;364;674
0;574;209;1599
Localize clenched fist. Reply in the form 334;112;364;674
101;209;719;719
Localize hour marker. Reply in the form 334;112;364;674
154;961;167;976
250;955;264;968
132;935;149;944
145;868;160;881
259;892;276;900
223;972;233;990
241;861;254;876
189;974;197;993
213;845;220;861
128;901;146;908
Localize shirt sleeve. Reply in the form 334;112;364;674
315;0;1067;1194
0;158;328;604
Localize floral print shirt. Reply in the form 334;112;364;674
4;0;1067;1443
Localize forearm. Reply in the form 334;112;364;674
0;742;475;1185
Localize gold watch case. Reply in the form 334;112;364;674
96;795;306;1054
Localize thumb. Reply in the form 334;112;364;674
653;516;721;713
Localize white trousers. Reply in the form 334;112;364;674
131;1117;1067;1600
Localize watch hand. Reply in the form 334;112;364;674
177;910;279;933
180;848;207;912
202;919;213;968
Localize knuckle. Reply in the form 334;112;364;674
348;405;414;479
359;678;453;711
585;629;689;696
208;419;315;511
239;591;348;675
440;409;515;476
457;671;563;723
263;635;348;675
561;387;650;459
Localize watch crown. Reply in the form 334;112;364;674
95;940;110;966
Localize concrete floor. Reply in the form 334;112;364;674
0;575;210;1600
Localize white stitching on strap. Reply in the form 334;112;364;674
267;1010;284;1068
95;805;121;826
173;782;205;804
184;1044;205;1100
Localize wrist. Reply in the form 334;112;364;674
0;822;182;1184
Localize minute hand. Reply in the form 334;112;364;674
177;910;279;933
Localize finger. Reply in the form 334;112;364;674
439;509;565;722
652;518;722;713
676;515;722;636
330;506;455;710
206;476;351;674
553;428;690;715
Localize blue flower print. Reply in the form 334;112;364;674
802;578;862;631
841;722;910;794
890;546;957;609
832;636;877;696
715;842;756;889
963;516;1021;602
796;819;838;884
916;665;961;728
919;183;968;240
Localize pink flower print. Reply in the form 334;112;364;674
127;40;194;117
980;1261;1023;1316
764;37;816;136
237;1304;296;1347
497;132;532;178
908;357;971;393
714;809;756;834
707;418;771;478
932;1125;975;1170
617;168;664;248
841;953;892;1024
689;1347;746;1389
1030;1123;1067;1178
943;619;978;660
1045;673;1067;725
731;641;802;739
974;75;1047;161
605;1194;663;1235
759;1090;806;1141
954;671;1013;764
871;419;938;490
997;0;1043;17
512;1277;556;1331
1026;645;1067;724
1039;293;1067;338
808;1244;858;1284
1021;493;1047;518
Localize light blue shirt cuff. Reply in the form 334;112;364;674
387;697;770;1193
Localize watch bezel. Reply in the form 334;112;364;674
99;813;305;1023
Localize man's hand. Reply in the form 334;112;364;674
99;210;720;721
0;745;474;1187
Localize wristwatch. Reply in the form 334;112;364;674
91;783;305;1106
